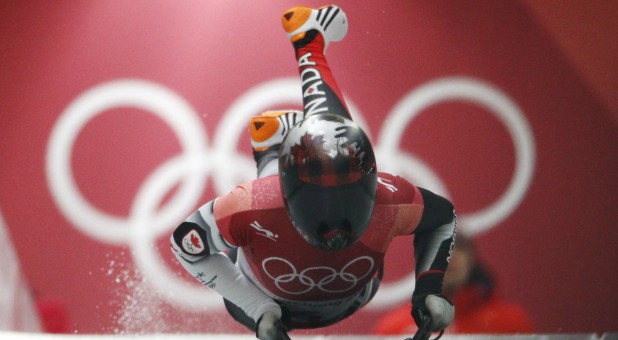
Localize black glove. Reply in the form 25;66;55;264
412;294;455;333
256;311;290;340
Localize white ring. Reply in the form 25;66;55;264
46;79;207;244
379;77;535;235
368;77;535;310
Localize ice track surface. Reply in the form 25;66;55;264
1;332;615;340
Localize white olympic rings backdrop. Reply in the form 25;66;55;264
45;76;535;312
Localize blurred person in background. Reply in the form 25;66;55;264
374;234;534;335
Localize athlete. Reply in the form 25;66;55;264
170;5;456;340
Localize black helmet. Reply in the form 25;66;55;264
278;114;377;250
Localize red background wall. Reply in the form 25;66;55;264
2;1;617;335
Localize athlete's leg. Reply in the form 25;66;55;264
249;6;350;178
282;5;351;120
249;110;304;178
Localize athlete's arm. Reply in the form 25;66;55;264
170;199;282;322
413;187;456;295
411;187;456;332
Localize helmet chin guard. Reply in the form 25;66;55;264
279;114;377;250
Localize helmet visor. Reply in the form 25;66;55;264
283;173;377;250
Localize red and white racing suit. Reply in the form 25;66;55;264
171;172;456;329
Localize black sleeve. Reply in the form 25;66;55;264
412;187;457;298
415;187;455;234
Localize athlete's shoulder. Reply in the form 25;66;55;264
214;175;284;219
372;172;424;235
211;176;285;246
375;172;422;206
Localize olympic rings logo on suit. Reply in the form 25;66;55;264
45;76;535;312
262;256;375;295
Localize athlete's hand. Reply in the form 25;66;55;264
412;294;454;333
256;311;290;340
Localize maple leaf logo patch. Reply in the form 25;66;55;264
182;229;205;255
